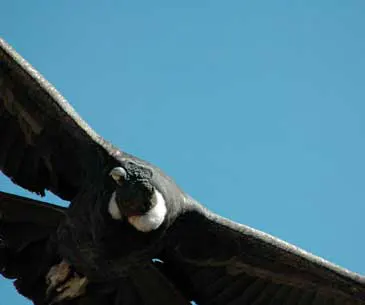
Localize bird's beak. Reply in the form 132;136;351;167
109;167;127;184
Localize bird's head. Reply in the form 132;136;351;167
109;164;154;216
107;162;167;232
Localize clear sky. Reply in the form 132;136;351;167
1;1;365;304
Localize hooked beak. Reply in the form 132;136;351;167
109;167;127;185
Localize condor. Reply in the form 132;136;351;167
0;38;364;305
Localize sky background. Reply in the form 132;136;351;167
1;1;365;304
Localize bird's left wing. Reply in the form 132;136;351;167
162;202;365;305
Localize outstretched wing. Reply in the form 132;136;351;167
162;202;365;304
0;38;120;200
0;191;66;303
0;191;190;305
0;39;190;305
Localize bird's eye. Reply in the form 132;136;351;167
109;167;127;185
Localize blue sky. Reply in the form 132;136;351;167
1;1;365;304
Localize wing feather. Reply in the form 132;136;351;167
0;38;119;200
0;191;190;305
162;203;365;304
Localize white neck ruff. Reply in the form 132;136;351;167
108;189;167;232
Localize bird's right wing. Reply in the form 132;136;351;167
0;191;190;305
0;191;66;303
0;38;122;202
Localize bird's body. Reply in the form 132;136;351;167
1;37;365;305
54;157;175;281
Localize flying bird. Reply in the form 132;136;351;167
0;37;364;305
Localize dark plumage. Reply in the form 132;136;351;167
1;37;365;305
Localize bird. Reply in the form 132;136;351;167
0;37;364;305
